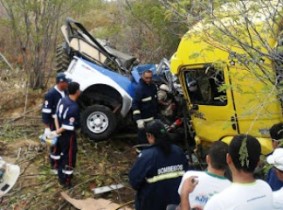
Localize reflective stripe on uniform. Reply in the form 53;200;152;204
62;124;74;131
133;110;141;115
63;107;69;119
143;117;154;122
146;171;185;183
42;108;52;113
50;154;61;160
141;96;152;102
62;169;73;175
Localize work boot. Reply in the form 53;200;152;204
58;179;72;189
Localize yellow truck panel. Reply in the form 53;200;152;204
171;2;283;155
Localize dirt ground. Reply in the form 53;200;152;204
0;131;138;210
0;86;138;210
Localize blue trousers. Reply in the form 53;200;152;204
57;132;77;185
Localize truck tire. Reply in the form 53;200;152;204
54;44;71;72
81;105;117;141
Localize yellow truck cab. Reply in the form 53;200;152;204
171;2;283;155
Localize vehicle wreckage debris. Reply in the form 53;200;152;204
92;183;125;195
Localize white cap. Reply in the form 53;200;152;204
267;148;283;171
159;84;169;92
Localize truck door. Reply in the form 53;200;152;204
181;64;238;142
228;65;283;138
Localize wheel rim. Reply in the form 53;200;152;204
86;111;109;134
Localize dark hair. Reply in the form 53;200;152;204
68;82;80;95
228;134;261;173
142;69;153;75
145;120;171;156
270;122;283;140
208;141;228;170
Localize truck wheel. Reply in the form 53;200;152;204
54;44;71;72
81;105;117;141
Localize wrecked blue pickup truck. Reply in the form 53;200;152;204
55;18;174;140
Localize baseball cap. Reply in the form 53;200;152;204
267;148;283;171
56;72;70;83
145;119;167;138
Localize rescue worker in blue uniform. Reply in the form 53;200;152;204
129;120;189;210
49;82;81;188
41;72;69;172
132;69;158;145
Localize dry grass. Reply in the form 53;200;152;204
0;82;137;210
0;132;137;210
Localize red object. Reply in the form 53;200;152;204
168;118;183;131
175;118;183;126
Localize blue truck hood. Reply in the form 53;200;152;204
83;58;136;98
82;58;161;99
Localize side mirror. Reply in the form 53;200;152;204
189;104;199;115
191;104;199;111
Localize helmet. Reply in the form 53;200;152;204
0;157;20;197
157;90;167;101
159;84;169;92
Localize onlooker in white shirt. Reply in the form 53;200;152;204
267;148;283;210
178;141;231;210
204;134;273;210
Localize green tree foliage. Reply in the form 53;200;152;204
163;0;283;109
162;0;283;165
124;0;187;62
1;0;59;89
0;0;103;89
0;0;190;88
76;0;187;63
